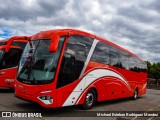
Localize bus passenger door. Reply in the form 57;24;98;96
56;35;93;107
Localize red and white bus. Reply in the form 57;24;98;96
0;36;30;88
14;29;147;109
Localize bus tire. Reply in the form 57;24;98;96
82;89;96;110
133;89;138;100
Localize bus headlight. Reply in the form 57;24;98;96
38;96;53;105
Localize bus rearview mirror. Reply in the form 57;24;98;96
49;34;60;53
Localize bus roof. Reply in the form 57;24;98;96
32;29;144;62
0;36;30;52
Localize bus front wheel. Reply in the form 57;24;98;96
82;89;96;110
133;89;138;100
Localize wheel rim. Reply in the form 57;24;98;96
134;90;137;99
85;92;94;107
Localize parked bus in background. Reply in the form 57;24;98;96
14;29;147;109
0;36;30;89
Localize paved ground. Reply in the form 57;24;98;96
0;89;160;120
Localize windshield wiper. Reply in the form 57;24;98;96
17;40;40;84
17;56;36;83
27;60;36;82
17;65;31;81
17;49;36;82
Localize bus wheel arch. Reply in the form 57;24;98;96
82;88;97;110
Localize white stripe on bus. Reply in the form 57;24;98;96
79;39;98;78
62;68;132;107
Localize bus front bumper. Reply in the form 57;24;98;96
14;91;56;108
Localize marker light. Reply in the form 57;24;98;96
38;96;53;105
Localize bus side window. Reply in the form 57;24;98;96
108;45;119;67
91;42;109;65
129;57;138;72
141;62;147;72
57;35;93;88
119;51;129;70
109;51;119;67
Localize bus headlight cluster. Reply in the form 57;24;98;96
38;96;53;105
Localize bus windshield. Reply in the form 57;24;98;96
17;37;65;84
11;41;27;49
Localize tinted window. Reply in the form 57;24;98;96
57;35;93;88
0;42;7;46
90;40;146;73
0;49;5;63
119;51;129;69
12;41;27;49
139;62;147;72
129;57;138;72
91;42;119;67
0;48;23;69
109;46;119;67
91;42;109;64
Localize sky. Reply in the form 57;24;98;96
0;0;159;63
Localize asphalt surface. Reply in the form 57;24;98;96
0;89;160;120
